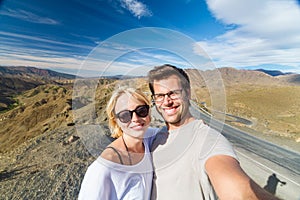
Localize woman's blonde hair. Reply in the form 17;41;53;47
106;86;151;138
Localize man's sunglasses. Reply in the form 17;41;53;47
115;105;150;123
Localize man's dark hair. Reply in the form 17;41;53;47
148;64;190;95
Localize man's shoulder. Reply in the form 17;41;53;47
181;119;206;129
192;119;222;136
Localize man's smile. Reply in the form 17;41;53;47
162;105;179;115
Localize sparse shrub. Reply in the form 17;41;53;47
62;87;67;94
40;99;47;105
33;101;41;108
29;89;40;97
19;105;26;112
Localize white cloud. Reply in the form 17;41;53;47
0;8;60;25
120;0;152;19
0;31;91;73
0;53;83;69
198;0;300;73
0;31;92;50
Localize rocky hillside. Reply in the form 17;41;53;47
0;82;90;199
0;126;92;199
0;66;76;112
1;84;72;153
0;80;111;199
0;66;76;80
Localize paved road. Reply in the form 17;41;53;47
151;104;300;199
189;103;300;171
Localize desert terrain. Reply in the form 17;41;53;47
0;66;299;199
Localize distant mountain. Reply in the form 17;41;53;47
218;67;280;85
186;67;300;89
187;67;282;86
254;69;293;76
0;66;76;79
251;68;300;85
103;74;144;80
277;73;300;85
0;66;76;111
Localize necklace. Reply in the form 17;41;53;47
122;135;132;165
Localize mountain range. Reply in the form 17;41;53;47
254;68;293;76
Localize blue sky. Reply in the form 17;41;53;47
0;0;300;77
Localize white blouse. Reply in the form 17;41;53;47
78;128;158;200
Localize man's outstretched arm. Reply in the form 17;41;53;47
205;155;281;200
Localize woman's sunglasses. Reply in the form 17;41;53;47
115;105;150;123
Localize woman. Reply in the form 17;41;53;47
78;87;159;200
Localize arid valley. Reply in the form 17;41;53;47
0;66;299;199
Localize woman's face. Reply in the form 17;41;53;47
114;93;151;138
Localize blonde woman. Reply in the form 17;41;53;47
78;87;159;200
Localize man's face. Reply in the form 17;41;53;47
152;75;190;129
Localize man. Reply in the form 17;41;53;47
148;64;280;200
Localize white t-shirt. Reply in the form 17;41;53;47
151;120;237;200
78;128;158;200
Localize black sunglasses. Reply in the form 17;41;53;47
115;105;150;123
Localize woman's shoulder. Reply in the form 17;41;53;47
84;157;110;177
101;147;118;161
79;157;112;199
100;139;124;164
